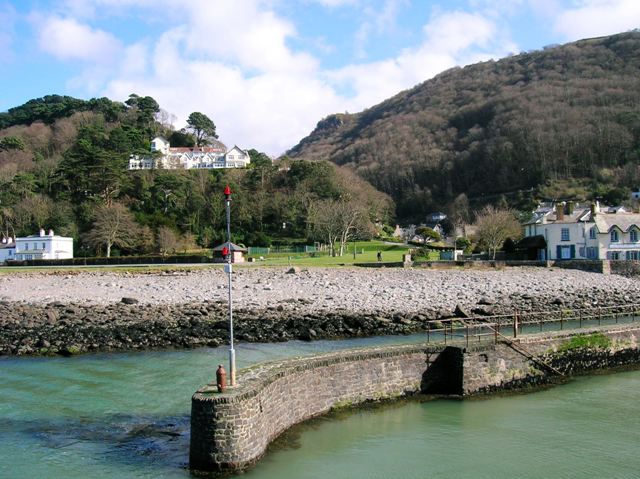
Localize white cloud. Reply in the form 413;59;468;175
102;23;345;155
553;0;640;40
312;0;359;7
31;1;516;155
37;16;122;62
328;10;504;110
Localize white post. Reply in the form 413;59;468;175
224;186;236;386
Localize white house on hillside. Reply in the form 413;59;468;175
14;229;74;261
129;137;251;170
0;237;15;264
523;201;640;260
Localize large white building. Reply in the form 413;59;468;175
523;202;640;260
128;137;251;170
13;229;74;261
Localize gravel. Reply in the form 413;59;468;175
1;266;639;314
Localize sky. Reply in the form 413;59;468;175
1;1;639;155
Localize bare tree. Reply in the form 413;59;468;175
309;198;366;256
13;194;54;231
0;207;16;239
474;205;522;259
157;226;180;256
84;203;140;257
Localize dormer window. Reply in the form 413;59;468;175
631;229;639;243
611;229;619;243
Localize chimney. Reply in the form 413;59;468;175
555;203;565;221
48;229;54;237
567;201;574;215
39;228;45;237
1;237;6;244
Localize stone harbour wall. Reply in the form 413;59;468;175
190;344;437;472
190;324;640;473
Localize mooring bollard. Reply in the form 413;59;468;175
216;364;227;393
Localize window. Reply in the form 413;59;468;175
589;227;597;239
631;229;638;243
561;228;570;241
42;242;46;250
607;251;621;260
626;251;640;260
611;230;619;243
586;247;598;259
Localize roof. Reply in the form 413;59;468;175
0;243;15;250
213;242;248;252
593;213;640;233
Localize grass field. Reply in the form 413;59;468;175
249;241;411;266
0;241;416;273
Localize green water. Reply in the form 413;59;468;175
1;336;639;478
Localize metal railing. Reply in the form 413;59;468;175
424;303;640;348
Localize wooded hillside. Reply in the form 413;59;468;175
0;95;391;256
289;31;640;220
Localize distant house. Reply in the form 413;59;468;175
631;188;640;201
213;242;248;263
427;212;447;223
522;201;640;260
0;237;16;264
13;229;73;261
128;136;251;170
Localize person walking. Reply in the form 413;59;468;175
377;251;382;262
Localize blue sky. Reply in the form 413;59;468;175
1;0;639;154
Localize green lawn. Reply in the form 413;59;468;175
246;241;411;266
0;241;415;273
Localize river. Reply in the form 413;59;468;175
1;336;639;478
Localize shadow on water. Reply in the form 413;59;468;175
3;413;191;472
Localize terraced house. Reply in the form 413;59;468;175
128;137;251;170
523;202;640;261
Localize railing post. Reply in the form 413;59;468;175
494;324;498;344
427;324;430;343
466;324;469;348
513;310;518;338
560;310;563;330
579;310;582;328
599;308;602;326
444;322;447;345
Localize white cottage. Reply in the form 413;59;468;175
129;137;250;170
0;237;16;264
523;202;640;260
14;229;74;261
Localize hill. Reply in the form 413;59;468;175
288;31;640;221
0;94;391;256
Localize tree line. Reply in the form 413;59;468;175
0;95;392;257
289;31;640;221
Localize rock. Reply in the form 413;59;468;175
477;296;495;305
121;297;139;305
286;267;300;274
454;304;471;318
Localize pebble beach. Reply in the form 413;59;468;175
1;266;639;355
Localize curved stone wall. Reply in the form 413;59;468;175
190;344;439;472
190;324;640;473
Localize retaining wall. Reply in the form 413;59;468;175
190;324;640;473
